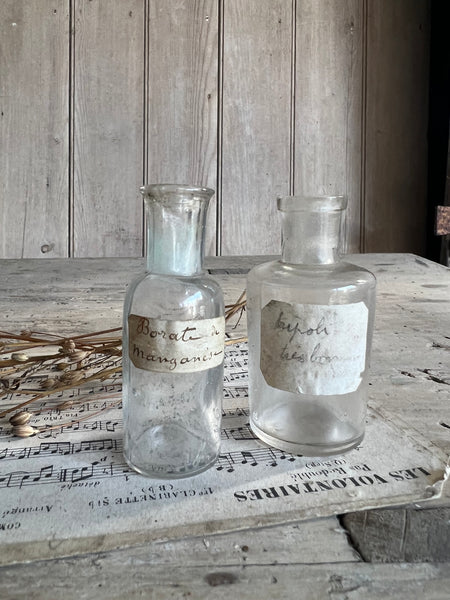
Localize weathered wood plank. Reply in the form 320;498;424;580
342;507;450;563
147;0;219;255
294;0;364;253
220;0;292;255
0;0;69;258
363;0;430;253
72;0;144;257
0;517;359;571
1;557;449;600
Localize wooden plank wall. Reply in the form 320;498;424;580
72;0;144;257
0;0;430;259
0;1;69;258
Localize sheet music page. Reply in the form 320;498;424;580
0;343;448;565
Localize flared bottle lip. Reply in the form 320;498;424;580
140;183;215;200
277;195;347;212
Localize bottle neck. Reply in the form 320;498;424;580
142;185;214;276
278;196;346;266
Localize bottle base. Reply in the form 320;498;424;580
123;452;218;479
123;422;219;479
250;418;364;457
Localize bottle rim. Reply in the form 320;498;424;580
277;195;347;212
140;184;215;200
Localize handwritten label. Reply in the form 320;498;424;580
260;300;368;395
128;314;225;373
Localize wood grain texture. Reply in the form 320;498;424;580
0;2;433;259
1;558;449;599
364;0;430;253
294;0;364;253
147;0;218;255
220;0;292;255
72;0;144;257
0;0;69;258
342;507;450;563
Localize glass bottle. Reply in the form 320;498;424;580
247;196;376;456
122;184;225;478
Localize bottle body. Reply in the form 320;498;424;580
247;196;376;456
122;185;224;478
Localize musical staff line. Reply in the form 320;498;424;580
221;423;255;441
0;445;300;488
1;406;249;439
223;387;248;399
217;447;299;473
0;438;122;461
0;461;133;489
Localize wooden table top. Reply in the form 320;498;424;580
0;253;449;599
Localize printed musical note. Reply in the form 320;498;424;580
30;418;125;439
33;465;54;483
221;424;255;441
222;407;249;418
223;387;248;399
223;371;248;383
214;448;300;472
216;454;236;473
71;464;94;483
240;450;258;466
104;420;119;432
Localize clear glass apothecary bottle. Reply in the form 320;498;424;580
247;196;376;456
122;184;225;478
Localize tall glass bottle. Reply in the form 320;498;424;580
122;184;225;478
247;196;376;456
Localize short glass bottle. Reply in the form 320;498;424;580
122;184;225;478
247;196;376;456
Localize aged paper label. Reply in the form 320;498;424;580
128;314;225;373
260;300;368;395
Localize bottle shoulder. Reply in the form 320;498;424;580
247;259;376;288
128;270;222;292
124;271;224;319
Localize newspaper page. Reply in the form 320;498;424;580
0;343;448;565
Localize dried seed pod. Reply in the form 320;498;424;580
67;350;87;363
9;411;32;426
0;378;10;392
8;379;21;391
61;339;76;354
12;424;38;438
56;400;73;410
40;377;57;390
11;352;29;363
60;371;84;385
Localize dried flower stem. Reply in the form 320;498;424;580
225;290;246;321
0;364;122;418
225;337;247;345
